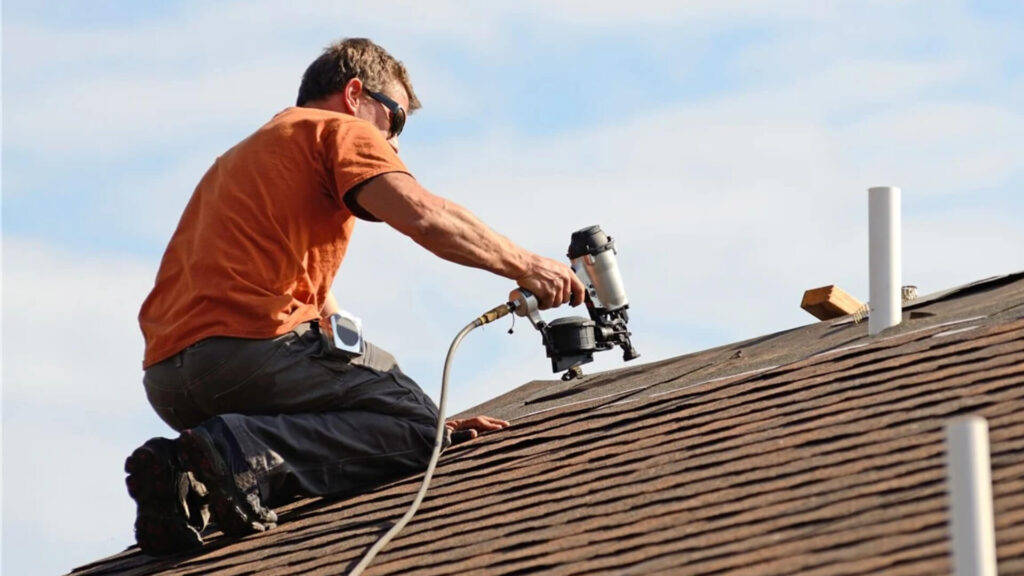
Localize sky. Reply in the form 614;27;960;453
3;1;1023;573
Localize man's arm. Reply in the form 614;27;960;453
351;172;584;310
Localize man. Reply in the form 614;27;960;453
127;38;584;556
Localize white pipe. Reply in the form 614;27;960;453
946;416;998;576
868;186;901;335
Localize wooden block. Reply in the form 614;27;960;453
801;285;865;321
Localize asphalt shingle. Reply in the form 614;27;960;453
73;272;1024;575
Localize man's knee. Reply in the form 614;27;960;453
403;422;439;470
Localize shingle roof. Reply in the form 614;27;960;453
73;272;1024;575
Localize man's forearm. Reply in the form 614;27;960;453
408;198;533;279
357;173;534;280
354;172;582;309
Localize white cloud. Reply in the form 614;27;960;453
4;416;139;565
3;240;155;413
904;211;1024;291
5;0;961;160
103;152;218;244
3;241;173;573
836;101;1024;195
6;61;302;159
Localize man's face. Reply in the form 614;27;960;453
356;83;409;153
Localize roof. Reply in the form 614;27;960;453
73;272;1024;575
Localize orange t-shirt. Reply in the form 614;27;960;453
139;107;408;368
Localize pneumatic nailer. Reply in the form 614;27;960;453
510;225;640;380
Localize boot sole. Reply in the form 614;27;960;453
125;440;203;556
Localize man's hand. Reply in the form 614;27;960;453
515;255;586;310
445;415;510;444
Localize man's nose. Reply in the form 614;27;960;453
388;136;400;154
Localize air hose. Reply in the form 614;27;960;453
348;301;515;575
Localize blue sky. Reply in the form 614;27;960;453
3;1;1023;574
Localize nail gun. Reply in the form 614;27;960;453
510;225;640;381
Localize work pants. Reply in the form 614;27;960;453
141;321;440;508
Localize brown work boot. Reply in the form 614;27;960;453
177;428;277;537
125;438;209;556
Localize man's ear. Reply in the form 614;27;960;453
342;78;364;114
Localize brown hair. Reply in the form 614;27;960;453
296;38;421;111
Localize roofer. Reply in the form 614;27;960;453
128;37;585;556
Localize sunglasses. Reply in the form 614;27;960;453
364;89;406;140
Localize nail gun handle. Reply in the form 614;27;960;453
508;288;535;315
509;289;545;329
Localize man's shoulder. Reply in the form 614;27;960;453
268;106;368;132
272;108;396;159
239;107;379;157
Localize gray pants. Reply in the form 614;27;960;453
142;321;441;507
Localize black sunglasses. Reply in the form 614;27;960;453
364;89;406;140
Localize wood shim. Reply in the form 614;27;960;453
801;285;865;321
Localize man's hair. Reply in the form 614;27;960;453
296;38;421;111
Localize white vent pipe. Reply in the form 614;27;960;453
946;416;998;576
868;186;901;335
